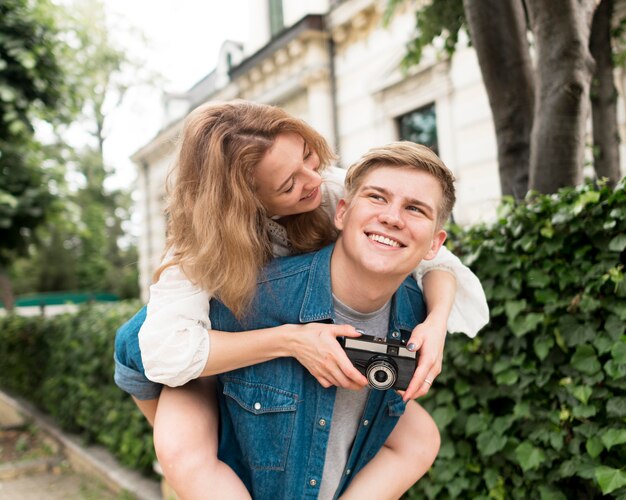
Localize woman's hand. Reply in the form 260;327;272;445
399;269;456;401
288;323;368;390
399;314;447;401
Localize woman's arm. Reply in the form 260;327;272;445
400;246;489;401
400;269;456;401
203;323;367;390
413;245;489;336
139;257;367;389
138;263;213;386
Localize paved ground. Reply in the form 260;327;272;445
0;390;161;500
0;469;126;500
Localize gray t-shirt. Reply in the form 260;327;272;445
317;296;391;500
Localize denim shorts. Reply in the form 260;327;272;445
113;306;162;401
113;354;162;401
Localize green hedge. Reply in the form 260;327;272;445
409;179;626;499
0;302;155;473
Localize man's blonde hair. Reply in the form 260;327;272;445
344;141;456;227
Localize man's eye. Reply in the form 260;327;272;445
369;194;385;201
407;205;423;213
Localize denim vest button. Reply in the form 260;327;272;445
254;402;261;410
346;469;351;475
319;418;326;427
309;479;317;487
363;419;369;426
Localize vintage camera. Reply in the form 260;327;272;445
342;331;417;390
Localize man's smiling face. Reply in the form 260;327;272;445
333;166;447;280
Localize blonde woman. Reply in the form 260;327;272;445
114;100;488;498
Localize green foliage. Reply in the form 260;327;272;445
0;302;154;472
4;0;142;300
384;0;466;69
406;179;626;499
0;0;79;265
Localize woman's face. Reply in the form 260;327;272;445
255;132;323;217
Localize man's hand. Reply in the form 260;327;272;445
289;323;367;390
399;315;447;401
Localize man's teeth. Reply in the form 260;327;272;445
368;234;401;247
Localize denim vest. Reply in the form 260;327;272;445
210;244;426;499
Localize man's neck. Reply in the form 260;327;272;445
329;251;406;314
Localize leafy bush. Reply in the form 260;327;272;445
408;179;626;499
0;301;155;473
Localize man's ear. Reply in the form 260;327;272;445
423;229;447;261
334;199;348;231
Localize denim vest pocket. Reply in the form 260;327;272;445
222;377;298;471
387;395;406;417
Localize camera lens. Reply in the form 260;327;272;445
374;370;388;383
366;357;397;390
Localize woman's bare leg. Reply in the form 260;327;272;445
132;397;158;426
151;378;250;500
340;400;440;500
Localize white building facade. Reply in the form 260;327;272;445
131;0;626;299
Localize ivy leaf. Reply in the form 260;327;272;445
611;340;626;364
608;234;626;252
505;299;527;322
572;404;597;419
515;442;546;472
534;335;554;361
570;345;601;375
527;269;550;288
607;397;626;418
465;414;489;436
510;313;544;337
431;406;455;429
585;437;603;458
538;486;567;500
571;386;592;405
476;431;508;456
600;428;626;450
495;369;518;385
594;466;626;495
604;359;626;380
605;316;626;339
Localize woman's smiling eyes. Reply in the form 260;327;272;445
282;146;313;195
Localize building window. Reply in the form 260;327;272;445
397;103;438;153
269;0;284;37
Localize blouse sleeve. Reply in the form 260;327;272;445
138;261;213;387
412;245;489;338
322;166;489;338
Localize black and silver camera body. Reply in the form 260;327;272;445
342;332;417;391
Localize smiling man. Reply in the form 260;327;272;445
210;141;456;499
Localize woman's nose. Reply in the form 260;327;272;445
303;168;322;189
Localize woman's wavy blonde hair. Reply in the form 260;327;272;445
155;100;338;317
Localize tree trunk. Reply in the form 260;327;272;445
463;0;534;199
0;265;15;312
590;0;621;186
526;0;598;193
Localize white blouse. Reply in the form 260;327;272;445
139;167;489;387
